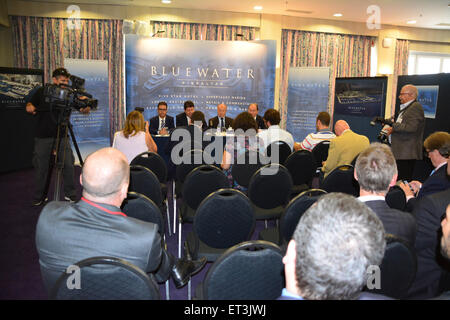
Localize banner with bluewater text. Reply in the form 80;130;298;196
125;36;276;122
285;67;330;142
64;58;110;165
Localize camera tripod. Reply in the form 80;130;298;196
42;106;84;202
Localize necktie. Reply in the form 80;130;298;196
220;117;224;128
160;119;165;129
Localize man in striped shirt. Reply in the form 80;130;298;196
294;112;336;151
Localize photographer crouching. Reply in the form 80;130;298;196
26;68;92;206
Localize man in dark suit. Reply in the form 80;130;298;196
176;100;207;129
385;84;425;181
148;101;175;135
208;103;233;130
35;147;206;293
248;103;266;130
279;193;386;300
355;143;416;246
399;133;450;212
407;170;450;299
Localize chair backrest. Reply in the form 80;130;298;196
128;165;163;205
201;240;284;300
50;256;160;300
182;165;230;210
121;192;165;234
265;141;292;165
311;140;330;168
247;164;293;209
130;151;168;184
321;164;359;196
284;150;317;186
175;149;205;183
194;189;255;249
385;185;407;212
365;234;417;299
231;150;264;188
280;189;327;242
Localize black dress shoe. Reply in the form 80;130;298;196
171;257;207;289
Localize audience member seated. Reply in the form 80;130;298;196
148;101;175;135
407;159;450;299
221;112;262;191
208;103;233;130
294;111;335;151
35;147;206;294
321;120;369;179
257;108;294;151
355;143;416;246
112;110;157;163
279;193;387;300
399;132;450;212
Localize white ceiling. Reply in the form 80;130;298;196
24;0;450;29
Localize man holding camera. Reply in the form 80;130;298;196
26;68;91;206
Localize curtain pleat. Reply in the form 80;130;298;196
391;39;410;116
10;16;124;141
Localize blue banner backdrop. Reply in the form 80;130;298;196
125;36;276;122
333;77;387;142
64;58;111;164
285;67;330;142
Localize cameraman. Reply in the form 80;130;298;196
384;84;425;181
26;68;91;206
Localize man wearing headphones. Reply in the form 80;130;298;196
26;67;91;206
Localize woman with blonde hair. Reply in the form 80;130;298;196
112;110;157;163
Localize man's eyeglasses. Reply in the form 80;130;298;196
158;108;167;111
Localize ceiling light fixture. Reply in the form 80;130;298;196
161;0;172;4
406;20;417;24
254;6;263;10
333;13;343;17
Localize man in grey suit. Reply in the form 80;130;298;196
36;147;206;293
386;84;425;181
355;143;416;246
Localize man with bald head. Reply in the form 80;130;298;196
321;120;370;178
208;103;233;131
36;147;206;293
385;84;425;181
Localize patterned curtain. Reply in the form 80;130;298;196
391;39;409;116
11;16;124;140
279;29;373;126
152;21;256;41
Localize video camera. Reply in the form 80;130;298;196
370;117;394;144
43;75;98;111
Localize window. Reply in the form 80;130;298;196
408;51;450;75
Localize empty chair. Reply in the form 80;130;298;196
385;185;407;212
121;192;165;235
231;150;265;189
247;164;293;224
259;189;326;248
128;165;170;236
50;256;160;300
321;164;359;196
178;165;230;257
265;140;292;165
185;188;255;262
364;234;417;299
284;150;316;196
195;241;284;300
311;140;330;173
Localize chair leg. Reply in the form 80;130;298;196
165;280;170;300
166;199;172;237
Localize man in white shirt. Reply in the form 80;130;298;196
257;109;294;152
294;111;336;151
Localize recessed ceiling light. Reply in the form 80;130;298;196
333;13;343;17
407;20;417;24
254;6;263;10
161;0;171;4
